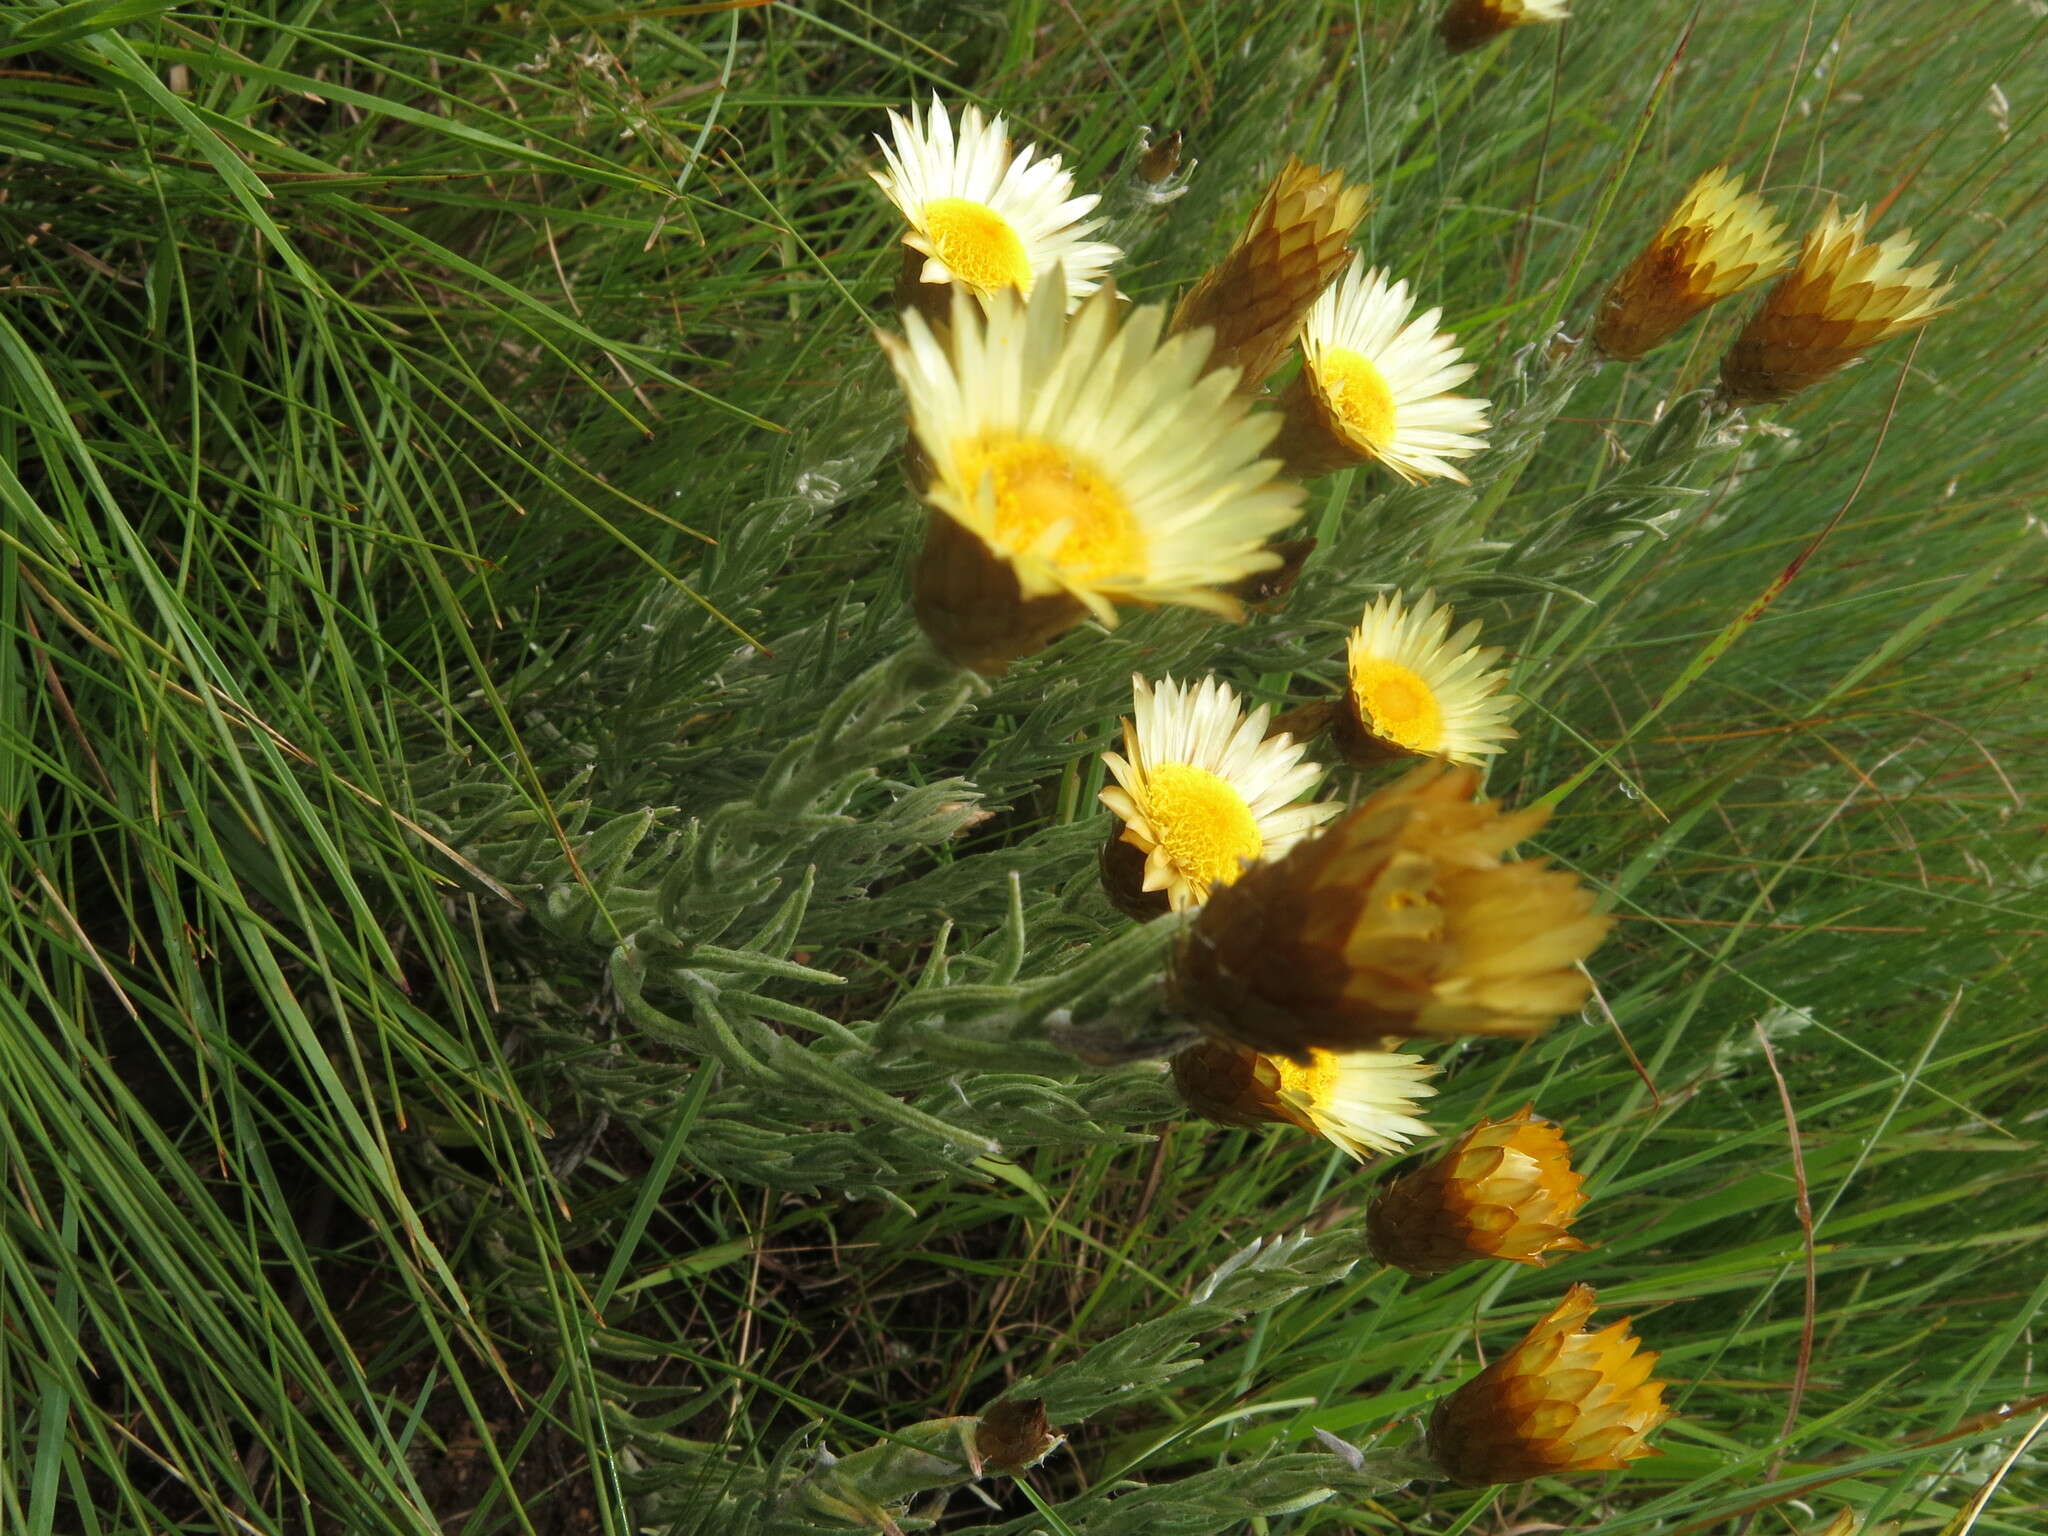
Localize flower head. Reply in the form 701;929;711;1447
1168;763;1610;1059
1594;168;1792;360
1367;1107;1591;1274
1100;674;1340;914
872;94;1120;310
1171;157;1371;391
882;280;1303;672
1439;0;1569;52
1338;592;1517;765
1427;1284;1671;1484
1276;261;1490;483
1172;1037;1438;1160
975;1397;1062;1476
1720;203;1950;405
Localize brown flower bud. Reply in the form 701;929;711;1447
1137;127;1185;186
1719;203;1949;405
1172;1037;1436;1160
1171;157;1370;390
1366;1106;1591;1274
1167;763;1610;1058
975;1397;1062;1476
1439;0;1569;53
1593;168;1792;360
1427;1284;1671;1484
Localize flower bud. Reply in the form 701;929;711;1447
1427;1284;1670;1484
1720;203;1949;405
1167;763;1610;1058
1366;1107;1590;1274
975;1397;1062;1476
1593;168;1791;360
1172;1037;1437;1160
1439;0;1569;53
1171;157;1370;391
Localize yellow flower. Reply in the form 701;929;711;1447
1366;1107;1591;1275
1171;156;1371;392
1168;763;1610;1058
1100;674;1340;914
1172;1037;1437;1160
871;94;1120;309
1427;1285;1671;1484
1273;259;1490;483
1593;168;1792;361
1439;0;1569;53
1720;203;1950;405
1338;592;1516;766
881;281;1304;673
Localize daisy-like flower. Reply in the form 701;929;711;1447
1439;0;1569;53
1720;203;1951;405
1100;674;1340;915
1594;167;1792;360
1172;1037;1438;1160
1168;763;1610;1059
1337;591;1516;766
871;94;1121;310
1275;260;1490;483
881;281;1304;674
1427;1285;1671;1484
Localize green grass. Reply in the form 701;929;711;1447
1;1;2044;1533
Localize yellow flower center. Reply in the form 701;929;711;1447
1271;1048;1338;1109
1351;659;1445;754
1142;762;1263;893
954;435;1144;581
1317;346;1398;450
921;197;1033;292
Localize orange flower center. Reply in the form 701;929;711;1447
1350;659;1445;753
1316;346;1398;450
921;197;1032;292
1142;762;1263;894
954;434;1144;583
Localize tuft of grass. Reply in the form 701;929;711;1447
1;2;2043;1533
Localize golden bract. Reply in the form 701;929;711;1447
1427;1284;1671;1485
1594;168;1792;361
1366;1106;1591;1275
1171;156;1371;392
1720;203;1950;405
1167;763;1611;1059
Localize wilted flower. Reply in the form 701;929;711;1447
1439;0;1569;53
1099;674;1340;916
1171;156;1371;391
871;94;1120;315
1427;1284;1671;1484
1337;592;1517;766
1172;1037;1438;1159
1274;260;1490;483
1366;1107;1590;1274
880;279;1303;673
1168;763;1611;1058
975;1397;1063;1475
1720;203;1950;405
1593;168;1792;360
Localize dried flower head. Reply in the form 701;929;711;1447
881;279;1303;673
1168;763;1611;1058
1439;0;1569;52
1427;1284;1671;1484
871;94;1120;313
1338;592;1517;766
1171;156;1371;390
975;1398;1063;1476
1274;260;1490;483
1172;1037;1438;1160
1593;168;1792;360
1720;203;1951;405
1100;674;1340;915
1366;1107;1591;1274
